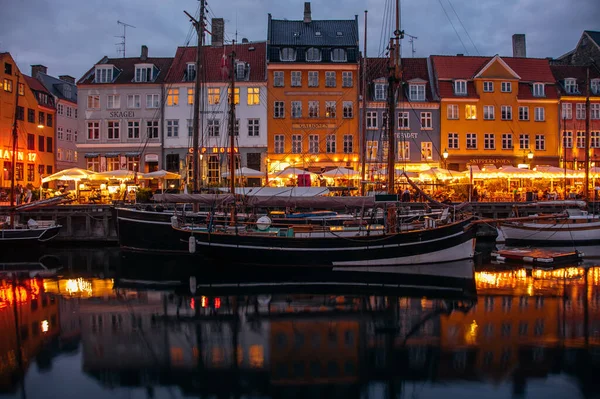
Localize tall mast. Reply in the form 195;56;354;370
584;65;591;201
10;74;20;225
228;43;237;224
386;0;403;194
185;1;206;193
360;10;368;196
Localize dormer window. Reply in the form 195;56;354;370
454;80;467;95
280;48;296;62
135;64;154;82
186;63;196;82
374;82;388;101
63;84;71;99
235;62;246;80
331;48;347;62
592;79;600;95
532;83;545;97
564;78;578;94
95;66;113;83
409;84;426;101
306;47;321;62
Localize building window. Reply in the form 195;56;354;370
38;111;45;126
533;83;545;97
534;107;545;121
14;162;23;180
331;48;347;62
187;88;194;105
454;80;467;95
326;135;336;153
421;142;432;161
127;121;140;138
187;119;193;137
325;101;336;118
447;104;459;120
466;133;477;149
306;47;321;61
562;103;572;119
232;119;240;136
420;112;432;129
308;71;319;87
343;135;353;153
208;88;220;104
484;133;495;150
4;62;11;75
166;154;180;171
87;95;100;109
564;78;578;94
65;107;72;118
46;137;53;153
291;71;302;87
167;89;179;106
500;105;512;120
483;81;494;92
147;120;159;138
465;105;477;120
501;81;512;92
576;131;585;148
38;136;45;151
308;101;319;118
342;71;353;88
247;87;260;105
398;142;410;160
146;94;160;108
18;83;24;96
374;83;387;101
274;71;284;87
248;119;260;136
274;101;285;118
576;103;586;120
16;106;24;121
483;105;495;120
208;119;220;136
106;156;120;171
292;101;302;118
227;87;240;104
448;133;459;149
207;155;220;183
519;134;530;149
591;104;600;119
86;156;99;172
398;112;409;129
563;131;572;148
107;121;120;139
27;108;35;124
27;134;35;150
292;135;303;153
343;102;353;118
107;94;120;109
309;135;319;153
518;106;529;121
366;141;378;160
535;134;545;151
127;94;140;108
95;67;113;83
409;84;425;101
591;79;600;94
27;164;34;181
57;104;63;115
186;63;196;82
590;131;600;148
3;78;12;93
366;111;377;128
325;71;336;88
280;48;296;61
274;135;284;153
501;133;512;149
66;129;73;141
135;66;153;82
87;121;100;140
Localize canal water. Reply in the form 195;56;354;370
0;245;599;399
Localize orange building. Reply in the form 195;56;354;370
431;54;560;170
266;4;360;179
0;53;55;191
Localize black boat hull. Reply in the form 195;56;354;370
0;225;62;248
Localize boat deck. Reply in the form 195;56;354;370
492;248;583;265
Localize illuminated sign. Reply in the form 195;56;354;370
188;147;239;154
468;158;512;165
2;150;37;162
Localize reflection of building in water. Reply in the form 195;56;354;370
0;278;59;392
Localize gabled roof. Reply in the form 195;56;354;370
550;64;600;96
36;72;77;104
268;17;358;47
474;55;521;80
584;30;600;49
165;42;266;83
23;75;56;109
78;56;173;85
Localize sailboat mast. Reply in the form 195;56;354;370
386;0;403;194
10;74;20;214
360;10;368;196
228;43;237;205
584;65;591;200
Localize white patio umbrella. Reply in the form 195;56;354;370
222;167;264;178
41;167;96;183
139;170;181;180
374;168;419;178
322;167;360;179
269;167;318;179
90;170;137;181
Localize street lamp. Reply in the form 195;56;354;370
442;148;449;168
527;150;533;161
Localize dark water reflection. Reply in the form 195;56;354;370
0;246;599;399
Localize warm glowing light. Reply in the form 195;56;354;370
353;157;358;162
201;296;208;308
334;157;339;162
214;297;221;309
65;278;93;296
465;320;478;345
41;320;49;333
37;124;44;129
343;157;348;162
100;183;107;190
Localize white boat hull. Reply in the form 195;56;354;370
499;219;600;246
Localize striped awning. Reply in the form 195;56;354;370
84;153;100;158
104;152;121;158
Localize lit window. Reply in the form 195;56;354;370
247;87;260;105
465;105;477;120
208;88;220;104
167;89;179;106
227;88;240;105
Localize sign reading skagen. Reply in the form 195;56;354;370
109;111;136;118
292;123;337;129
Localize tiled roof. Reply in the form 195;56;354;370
165;42;266;83
551;64;600;96
78;56;173;85
431;55;556;82
24;75;56;109
36;73;78;104
437;81;479;99
517;82;559;100
584;30;600;48
364;57;435;102
269;18;358;47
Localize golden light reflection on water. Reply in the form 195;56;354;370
43;278;114;297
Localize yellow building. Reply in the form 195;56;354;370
431;55;560;170
0;53;56;191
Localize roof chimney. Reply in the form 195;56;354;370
212;18;224;47
59;75;75;84
31;65;47;77
512;34;526;58
304;2;311;23
141;45;148;61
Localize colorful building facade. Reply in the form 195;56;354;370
266;4;360;180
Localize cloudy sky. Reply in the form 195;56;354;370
1;0;598;79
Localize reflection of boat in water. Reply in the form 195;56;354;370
0;255;61;277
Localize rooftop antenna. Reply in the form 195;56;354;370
406;33;418;57
116;20;136;57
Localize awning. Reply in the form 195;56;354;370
104;152;121;158
84;153;100;158
124;152;141;157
